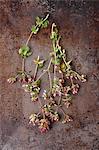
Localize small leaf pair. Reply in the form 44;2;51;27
34;56;45;68
36;16;49;28
31;14;49;34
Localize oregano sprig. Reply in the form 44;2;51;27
19;14;49;73
7;15;87;133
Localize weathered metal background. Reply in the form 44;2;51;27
0;0;99;150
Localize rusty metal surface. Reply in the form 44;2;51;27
0;0;99;150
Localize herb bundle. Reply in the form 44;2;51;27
7;14;86;133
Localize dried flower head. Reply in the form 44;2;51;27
7;77;17;84
18;73;28;83
38;119;50;133
63;86;71;95
80;74;87;82
49;111;59;122
29;113;39;126
62;115;73;124
42;90;48;100
64;101;71;108
71;84;79;95
52;78;62;97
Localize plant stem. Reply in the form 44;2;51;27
26;32;33;46
52;40;57;81
21;31;33;73
48;58;52;70
56;36;68;67
22;58;25;72
56;37;82;81
72;70;82;80
58;95;62;106
26;13;49;45
70;76;74;86
47;58;52;94
42;14;49;23
56;95;62;112
34;64;38;80
34;56;40;80
51;23;57;81
38;97;45;119
48;70;52;93
36;70;47;82
35;58;52;82
60;107;66;116
51;23;56;33
54;53;57;80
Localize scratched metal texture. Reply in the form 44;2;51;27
0;0;99;150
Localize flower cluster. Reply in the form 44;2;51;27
20;75;32;84
29;104;59;133
22;84;40;101
52;78;62;97
7;72;41;102
22;79;41;101
42;104;59;122
64;68;86;84
29;113;50;133
62;114;73;124
29;113;39;126
71;84;79;95
38;118;50;133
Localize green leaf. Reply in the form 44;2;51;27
26;52;32;57
35;79;41;86
19;45;32;58
38;60;45;68
34;56;45;68
32;79;41;87
52;54;62;65
66;60;72;65
41;20;49;28
31;14;49;34
60;62;66;72
31;26;39;34
36;17;43;26
55;58;61;65
53;78;58;85
50;27;58;41
66;60;72;70
54;48;59;53
50;31;58;41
